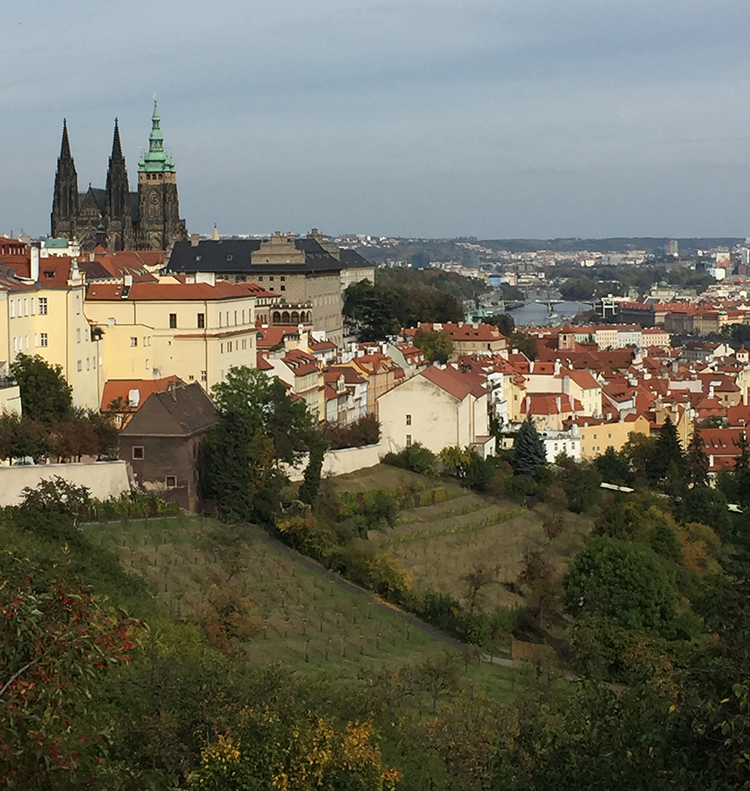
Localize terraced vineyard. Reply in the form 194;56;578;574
370;485;591;612
81;515;520;697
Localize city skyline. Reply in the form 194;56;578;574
4;0;750;240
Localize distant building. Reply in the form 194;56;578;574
411;251;430;270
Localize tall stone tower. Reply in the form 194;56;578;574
105;119;134;251
51;120;79;240
137;101;185;251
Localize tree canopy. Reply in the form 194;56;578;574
10;353;72;423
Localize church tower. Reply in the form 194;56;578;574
51;120;79;239
105;119;134;251
137;101;185;251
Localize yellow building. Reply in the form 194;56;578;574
84;275;257;391
0;256;100;409
578;415;651;460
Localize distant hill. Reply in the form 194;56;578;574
478;238;744;254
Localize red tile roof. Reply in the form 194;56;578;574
101;376;182;412
419;365;486;400
87;280;256;301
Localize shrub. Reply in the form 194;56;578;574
324;414;380;450
383;443;438;476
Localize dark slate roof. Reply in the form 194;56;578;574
120;381;219;438
79;259;113;280
79;188;107;213
339;248;373;269
167;238;344;275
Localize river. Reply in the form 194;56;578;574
489;286;592;327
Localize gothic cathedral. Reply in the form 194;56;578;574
51;102;187;252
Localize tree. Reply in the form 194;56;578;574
594;446;632;486
648;415;685;487
563;536;678;636
510;331;538;361
562;462;602;513
413;328;454;364
203;367;315;524
686;427;709;488
0;570;138;788
733;431;750;509
485;313;515;337
10;353;72;423
298;430;328;505
513;418;546;477
343;279;401;341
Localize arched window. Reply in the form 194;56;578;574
291;311;299;323
282;311;290;323
272;311;281;323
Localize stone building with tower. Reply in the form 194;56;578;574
51;102;187;252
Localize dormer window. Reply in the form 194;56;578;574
44;270;55;279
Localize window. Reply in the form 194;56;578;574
242;310;246;324
23;298;28;316
75;295;81;314
281;285;286;291
188;374;194;381
406;435;412;447
242;339;247;350
130;337;138;347
169;313;177;329
76;328;81;344
608;433;612;439
269;276;274;282
165;475;177;489
76;360;82;372
228;341;232;353
132;446;144;460
9;301;14;319
234;311;237;325
201;370;207;382
38;297;47;315
281;276;286;282
406;414;412;425
40;333;48;348
197;313;205;328
220;343;224;354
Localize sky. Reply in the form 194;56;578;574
3;0;750;240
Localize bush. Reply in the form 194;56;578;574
383;443;438;476
324;414;380;450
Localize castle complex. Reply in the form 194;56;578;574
51;103;187;252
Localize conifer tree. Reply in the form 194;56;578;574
514;417;546;477
648;415;684;484
686;427;709;488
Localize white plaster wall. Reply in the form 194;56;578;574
285;439;397;482
0;460;130;506
378;377;460;455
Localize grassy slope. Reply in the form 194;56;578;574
81;514;521;698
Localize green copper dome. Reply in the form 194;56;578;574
139;101;176;173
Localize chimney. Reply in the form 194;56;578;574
30;244;40;281
196;271;216;286
190;233;200;247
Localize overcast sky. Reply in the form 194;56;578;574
3;0;750;240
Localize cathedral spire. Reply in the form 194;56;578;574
59;118;73;161
51;119;79;239
106;118;132;251
111;117;124;161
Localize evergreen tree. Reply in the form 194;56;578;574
686;427;710;488
648;415;684;485
514;417;546;477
